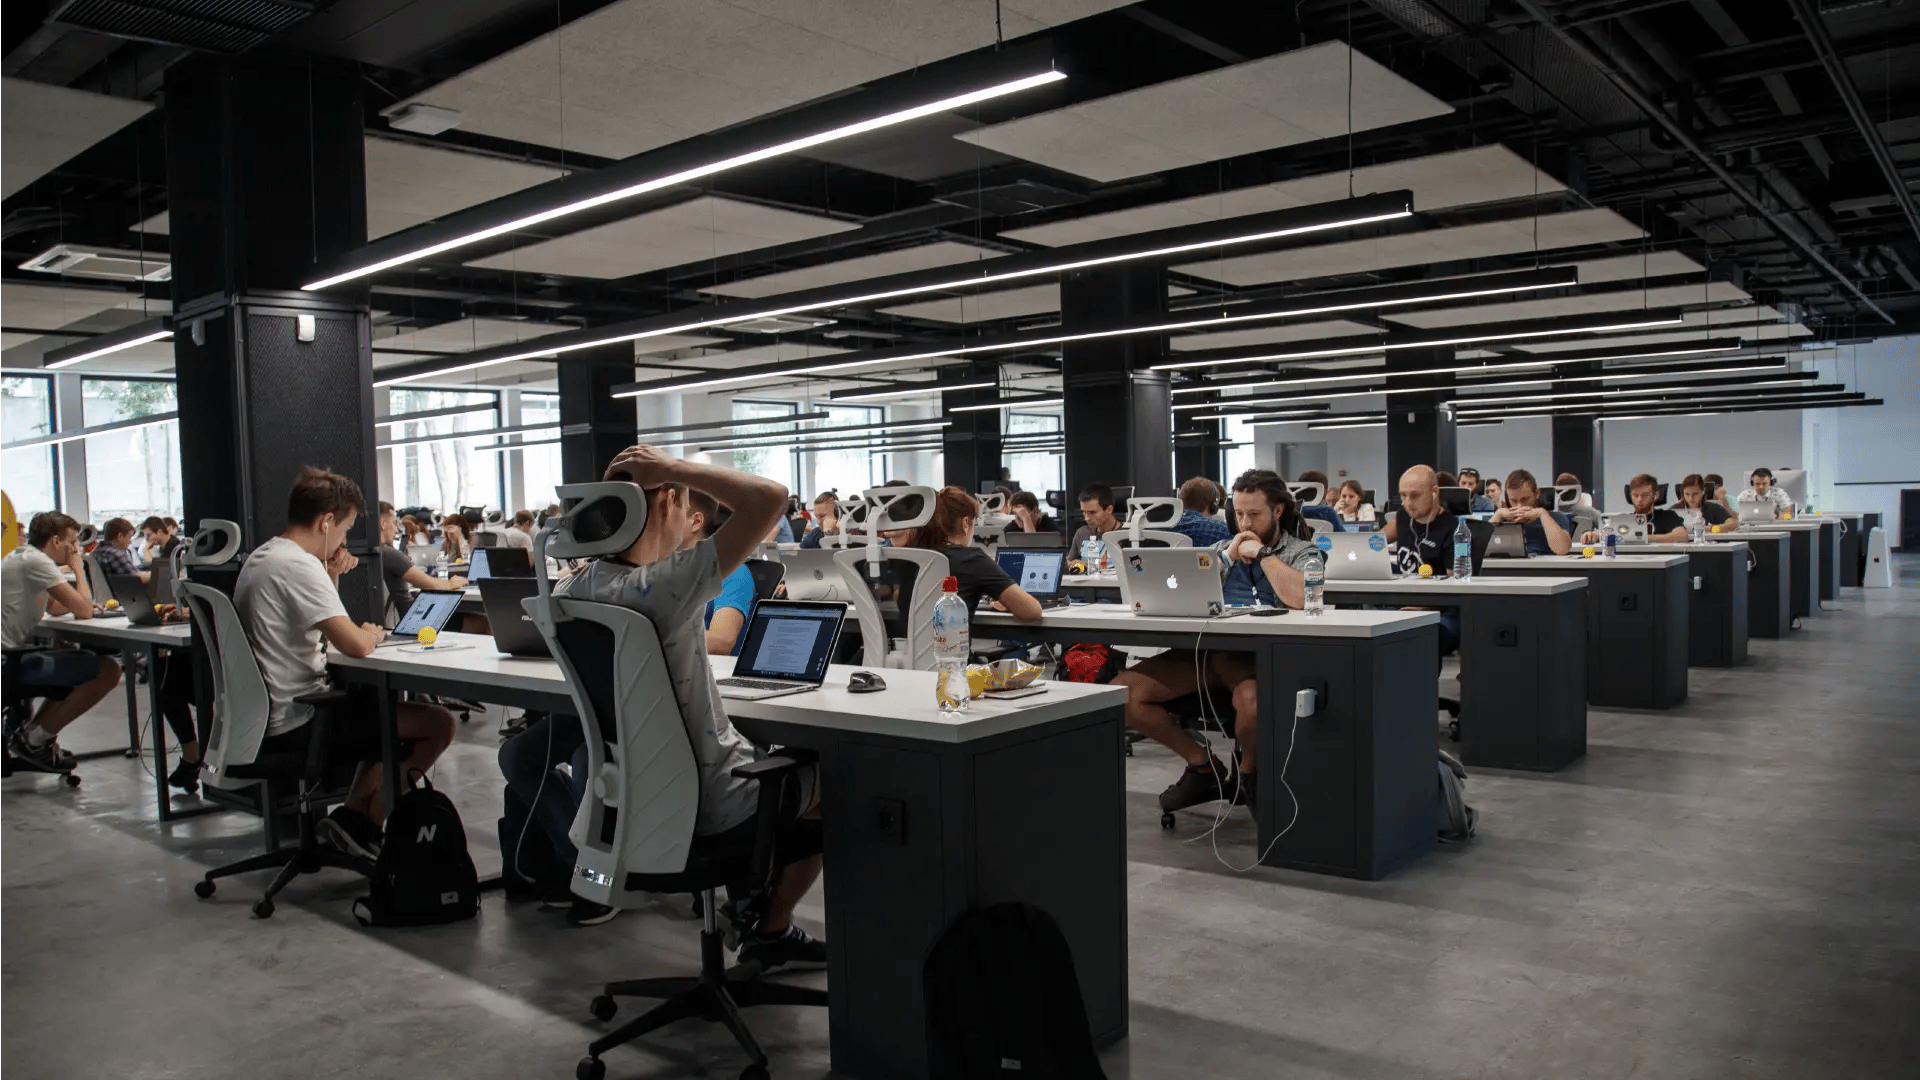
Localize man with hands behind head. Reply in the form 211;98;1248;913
1491;469;1573;556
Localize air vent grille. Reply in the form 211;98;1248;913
50;0;317;54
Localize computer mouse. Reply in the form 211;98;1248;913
848;670;886;694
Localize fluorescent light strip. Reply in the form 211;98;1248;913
473;437;562;453
633;411;828;439
673;419;952;451
1170;341;1746;395
3;414;178;449
399;200;1419;388
378;423;559;449
307;70;1065;291
1150;315;1686;372
377;403;500;426
1452;376;1813;408
950;396;1064;412
43;328;173;371
1307;419;1386;430
830;379;996;402
1455;390;1857;419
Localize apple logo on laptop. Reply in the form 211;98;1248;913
1165;574;1179;591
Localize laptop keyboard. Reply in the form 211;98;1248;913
716;677;800;690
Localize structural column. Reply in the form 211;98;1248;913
1173;412;1223;483
166;57;378;616
1385;346;1457;492
1552;415;1604;507
1061;265;1172;509
942;360;1002;494
559;343;639;484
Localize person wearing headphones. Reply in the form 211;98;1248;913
1738;467;1794;515
1112;470;1320;822
1173;476;1231;546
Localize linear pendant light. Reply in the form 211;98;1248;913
1150;312;1687;372
473;437;563;453
950;395;1064;412
667;418;951;451
384;191;1417;387
829;376;997;402
306;70;1066;292
1449;373;1816;408
378;421;560;449
1171;338;1748;395
1604;398;1883;421
1455;386;1859;419
43;316;172;371
633;411;828;439
2;411;178;450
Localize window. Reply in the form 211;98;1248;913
1222;417;1256;483
1004;409;1063;497
2;376;57;517
807;403;883;499
729;400;800;494
82;378;181;523
384;388;504;515
518;393;562;513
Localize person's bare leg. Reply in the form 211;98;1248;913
1230;676;1260;771
31;660;122;736
756;777;822;935
1113;654;1207;763
345;701;456;823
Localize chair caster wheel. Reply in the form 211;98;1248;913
589;995;617;1022
576;1056;606;1080
1447;720;1461;742
64;772;80;786
1124;743;1133;757
194;879;215;899
123;748;139;759
1160;811;1176;830
252;899;274;919
741;1064;770;1080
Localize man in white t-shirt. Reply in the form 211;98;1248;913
501;511;536;550
555;445;825;973
2;510;124;770
1737;467;1794;515
234;467;455;860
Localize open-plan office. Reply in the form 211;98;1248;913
4;2;1918;1078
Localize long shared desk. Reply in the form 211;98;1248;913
1731;520;1827;618
1488;553;1690;709
1611;542;1749;668
328;634;1128;1080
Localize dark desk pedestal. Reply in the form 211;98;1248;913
735;708;1129;1079
1642;545;1749;667
1776;528;1820;618
1723;532;1790;638
1497;559;1689;709
1835;514;1866;587
1816;520;1841;603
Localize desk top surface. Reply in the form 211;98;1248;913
1738;520;1826;531
1491;553;1689;570
327;632;1124;744
1704;530;1787;545
975;603;1436;638
1624;542;1749;554
1319;575;1587;596
36;614;192;646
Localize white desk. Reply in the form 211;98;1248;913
329;632;1129;1078
1488;554;1691;709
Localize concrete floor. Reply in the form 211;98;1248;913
7;562;1919;1079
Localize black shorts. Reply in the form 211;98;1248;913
702;758;820;854
14;648;105;700
255;685;387;763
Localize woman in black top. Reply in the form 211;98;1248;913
909;487;1045;623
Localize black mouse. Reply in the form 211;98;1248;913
848;670;886;694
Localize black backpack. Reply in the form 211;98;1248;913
923;902;1108;1080
353;773;480;927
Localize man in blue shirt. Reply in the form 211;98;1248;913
1490;469;1573;555
695;493;758;656
1458;468;1497;514
1172;477;1231;547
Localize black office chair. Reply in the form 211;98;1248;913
528;484;827;1080
1623;482;1670;505
474;531;500;549
743;558;785;605
180;581;373;917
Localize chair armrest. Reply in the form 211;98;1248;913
732;749;820;894
728;747;818;782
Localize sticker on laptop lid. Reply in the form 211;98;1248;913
1369;534;1387;551
1315;535;1333;552
1195;553;1212;569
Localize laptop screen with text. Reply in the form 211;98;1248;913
734;602;844;682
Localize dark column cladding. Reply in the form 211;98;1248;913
1062;265;1173;520
559;343;640;484
1173;413;1223;483
1552;415;1604;505
1384;347;1457;493
166;57;379;618
942;362;1002;494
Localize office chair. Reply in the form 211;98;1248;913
525;484;826;1080
474;531;500;549
743;559;785;605
181;581;372;917
832;485;945;670
80;551;114;607
1289;482;1327;506
1106;531;1192;549
1622;482;1670;505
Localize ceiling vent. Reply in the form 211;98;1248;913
721;315;837;334
20;243;171;283
50;0;317;54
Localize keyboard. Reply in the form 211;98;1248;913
716;677;805;690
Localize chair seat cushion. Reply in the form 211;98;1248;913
624;818;823;894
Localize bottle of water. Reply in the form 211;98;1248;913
1604;531;1618;558
435;548;449;578
1689;517;1706;544
931;576;971;712
1452;517;1473;581
1302;552;1325;616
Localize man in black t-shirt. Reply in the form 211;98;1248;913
376;501;466;619
1382;465;1461;576
1581;473;1687;544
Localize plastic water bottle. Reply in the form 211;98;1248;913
434;548;449;578
931;575;971;712
1452;517;1473;582
1689;517;1706;544
1302;552;1325;616
1604;531;1618;558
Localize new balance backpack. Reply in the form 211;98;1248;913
354;773;480;927
923;902;1108;1080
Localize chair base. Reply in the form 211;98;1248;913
192;781;372;917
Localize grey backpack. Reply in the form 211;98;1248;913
1437;750;1477;842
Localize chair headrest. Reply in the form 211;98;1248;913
485;509;504;525
857;485;936;532
1289;482;1326;506
1553;484;1581;511
76;523;98;546
979;492;1009;514
544;483;650;560
1125;496;1182;530
1436;486;1470;516
184;519;243;566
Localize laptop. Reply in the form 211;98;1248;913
1599;513;1648;545
477;577;548;658
714;600;848;700
378;589;462;647
995;550;1071;608
1116;547;1247;618
1484;522;1530;559
407;543;439;568
1317;532;1394;581
1001;529;1066;550
1737;498;1777;523
780;549;849;601
107;573;163;626
150;558;177;605
466;547;492;581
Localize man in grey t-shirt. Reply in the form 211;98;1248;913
555;446;825;973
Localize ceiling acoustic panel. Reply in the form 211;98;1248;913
1385;282;1750;329
956;41;1451;183
2;77;152;198
1169;318;1380;352
877;283;1061;323
1004;145;1564;248
393;0;1134;161
465;196;858;279
705;240;1008;298
373;317;568;356
1171;208;1645;288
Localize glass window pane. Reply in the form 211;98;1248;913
1223;417;1255;483
1003;410;1063;496
518;393;563;513
807;403;881;499
729;400;799;494
81;379;181;522
2;376;56;517
384;389;503;516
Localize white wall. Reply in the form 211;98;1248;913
1803;335;1920;532
1598;408;1804;513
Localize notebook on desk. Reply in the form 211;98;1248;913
1484;522;1529;559
715;600;848;701
107;574;163;626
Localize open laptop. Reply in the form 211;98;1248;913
1001;529;1066;550
378;589;462;647
470;546;531;579
107;573;164;626
1599;513;1648;545
477;577;548;657
1736;498;1777;523
995;549;1071;608
466;547;492;581
714;600;848;700
1484;521;1530;559
1317;532;1394;581
1116;547;1248;618
780;549;848;601
149;558;177;605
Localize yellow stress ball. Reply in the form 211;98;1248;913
105;599;120;609
415;626;438;646
1417;564;1434;578
1581;545;1596;559
1710;525;1722;533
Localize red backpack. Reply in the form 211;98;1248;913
1062;643;1124;684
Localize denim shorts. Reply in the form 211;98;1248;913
17;649;104;698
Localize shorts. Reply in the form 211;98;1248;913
256;685;388;763
701;756;821;859
16;648;104;700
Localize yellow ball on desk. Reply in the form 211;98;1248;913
1710;525;1721;534
1417;564;1433;578
1581;545;1596;559
415;626;438;646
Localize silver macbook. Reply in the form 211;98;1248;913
1736;499;1777;523
1318;532;1394;581
378;589;462;647
1599;513;1648;544
1116;547;1247;618
779;549;849;601
1485;522;1530;559
715;600;848;700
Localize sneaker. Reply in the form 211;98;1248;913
167;758;201;794
566;898;619;927
6;728;68;773
317;806;383;861
1231;771;1258;814
1156;756;1234;814
737;924;828;973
